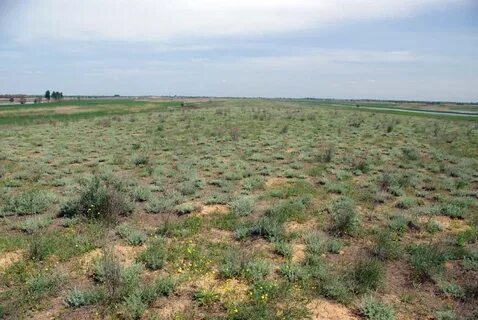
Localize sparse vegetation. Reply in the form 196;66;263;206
0;99;476;319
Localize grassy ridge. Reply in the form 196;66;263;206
0;100;183;126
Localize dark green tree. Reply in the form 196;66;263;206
45;90;51;101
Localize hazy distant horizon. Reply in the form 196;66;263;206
1;0;477;102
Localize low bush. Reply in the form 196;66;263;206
137;239;167;270
193;289;220;307
27;234;53;261
3;190;54;216
174;202;196;215
132;154;149;166
434;310;459;320
361;296;395;320
462;251;478;271
272;239;292;259
219;253;270;282
329;197;360;236
438;281;465;300
121;290;146;319
425;219;442;233
348;259;384;295
396;197;417;210
92;248;141;303
265;198;309;224
371;231;401;261
146;191;183;214
15;216;52;233
241;259;271;281
319;274;353;304
65;287;105;308
388;214;409;234
279;262;308;282
326;238;344;254
408;244;445;281
439;203;465;219
402;147;419;161
26;271;64;299
132;186;151;202
59;177;133;222
230;196;254;216
234;216;286;242
116;224;147;246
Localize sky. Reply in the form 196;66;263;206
0;0;477;101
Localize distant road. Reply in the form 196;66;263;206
334;104;478;118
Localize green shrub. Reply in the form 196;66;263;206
426;219;442;233
27;234;53;261
65;287;104;308
241;259;271;281
371;231;401;261
462;251;478;271
26;271;64;298
322;146;335;163
330;197;359;236
92;249;141;303
218;252;243;279
132;186;151;202
116;224;147;246
146;192;182;214
15;216;52;233
319;274;353;304
348;259;384;295
388;214;409;234
137;240;167;270
438;281;465;300
234;217;286;242
279;262;308;282
439;203;465;219
59;177;133;222
157;215;203;238
174;202;196;215
193;289;220;307
250;280;279;304
402;147;419;161
304;232;326;255
434;310;459;320
230;197;254;216
326;238;344;254
178;180;198;195
152;276;176;296
325;182;348;195
361;296;395;320
241;176;264;192
266;198;309;224
205;193;231;205
219;254;270;281
396;197;417;209
272;240;292;259
388;185;403;197
3;190;53;216
122;290;146;320
408;244;445;281
132;154;149;166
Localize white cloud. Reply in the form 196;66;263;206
6;0;467;42
243;49;418;68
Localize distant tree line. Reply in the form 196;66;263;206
44;90;64;102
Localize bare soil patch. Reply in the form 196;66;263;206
0;250;22;271
307;299;359;320
198;204;229;216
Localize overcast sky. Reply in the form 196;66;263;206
1;0;477;101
